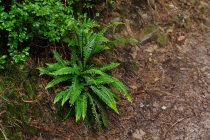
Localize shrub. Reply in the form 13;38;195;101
38;21;132;130
0;0;75;67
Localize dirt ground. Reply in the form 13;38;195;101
4;1;209;140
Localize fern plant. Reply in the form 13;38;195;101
38;21;132;130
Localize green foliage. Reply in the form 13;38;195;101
0;0;76;67
0;0;116;69
0;55;6;69
38;23;132;130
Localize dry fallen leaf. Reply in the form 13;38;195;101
177;35;186;42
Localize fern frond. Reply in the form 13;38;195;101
61;87;73;106
82;69;105;76
91;85;118;113
70;46;79;66
88;93;102;131
37;67;52;76
46;75;72;89
92;95;108;128
83;34;97;67
54;87;72;104
85;74;111;85
92;44;109;54
50;67;80;76
53;50;66;66
75;95;82;122
46;63;64;69
69;76;84;105
75;94;88;122
108;76;132;102
69;85;83;105
88;74;131;102
100;63;120;71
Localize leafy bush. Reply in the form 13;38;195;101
0;0;75;67
38;21;132;130
0;0;116;68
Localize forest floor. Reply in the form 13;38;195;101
0;0;210;140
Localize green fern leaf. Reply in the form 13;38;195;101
85;75;112;85
37;67;51;75
83;34;97;67
50;67;80;76
53;51;66;66
46;75;72;89
75;96;82;122
92;44;109;55
54;88;72;104
82;69;105;76
91;85;118;113
69;86;83;105
91;75;113;84
109;77;132;102
75;94;88;122
81;94;88;120
46;63;65;70
38;63;65;76
88;94;102;131
61;87;73;106
69;76;84;105
100;63;120;71
92;96;108;128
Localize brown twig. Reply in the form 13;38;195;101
0;124;8;140
164;116;192;137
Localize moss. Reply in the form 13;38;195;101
130;60;140;71
141;24;158;35
139;24;159;43
0;66;40;139
184;23;191;30
157;34;168;47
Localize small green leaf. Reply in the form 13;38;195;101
46;75;72;89
100;63;120;71
50;67;80;76
82;69;105;76
53;51;66;66
54;88;71;104
91;85;118;113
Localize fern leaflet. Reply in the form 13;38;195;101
83;34;97;67
100;63;120;71
109;76;132;102
46;75;72;89
53;50;66;66
50;67;80;76
92;95;108;128
82;69;105;76
75;94;88;122
54;88;72;104
91;85;118;113
88;93;102;130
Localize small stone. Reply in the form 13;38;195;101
161;105;167;110
132;129;146;140
130;85;138;90
140;102;145;108
139;24;159;44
